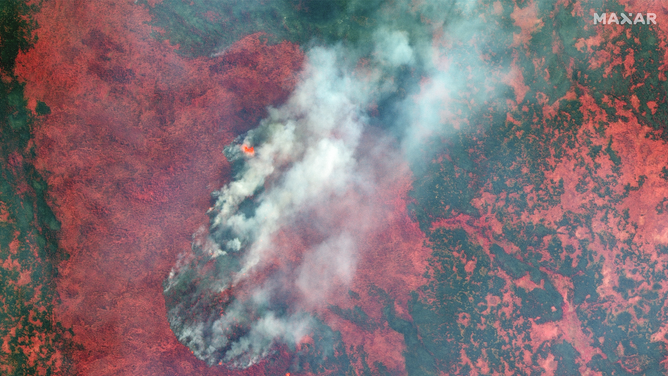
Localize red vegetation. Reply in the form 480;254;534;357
14;0;303;374
15;0;433;373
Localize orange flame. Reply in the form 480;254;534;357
241;145;255;155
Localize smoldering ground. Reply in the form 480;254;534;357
164;0;512;369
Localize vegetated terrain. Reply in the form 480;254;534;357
4;0;668;374
0;1;76;374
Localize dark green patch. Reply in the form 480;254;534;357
35;101;50;116
328;304;379;331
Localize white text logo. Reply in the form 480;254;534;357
594;13;657;25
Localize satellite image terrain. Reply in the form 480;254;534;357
3;0;668;375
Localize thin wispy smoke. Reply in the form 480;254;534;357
164;0;510;368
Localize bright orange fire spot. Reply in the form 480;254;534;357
241;145;254;155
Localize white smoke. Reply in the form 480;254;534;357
164;45;401;367
374;28;415;67
213;46;374;282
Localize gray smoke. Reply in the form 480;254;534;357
164;0;510;368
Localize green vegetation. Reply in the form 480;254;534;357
0;1;76;374
0;0;37;74
399;0;668;373
145;0;430;57
407;229;528;374
605;137;622;166
329;304;379;332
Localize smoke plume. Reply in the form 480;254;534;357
164;0;509;368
